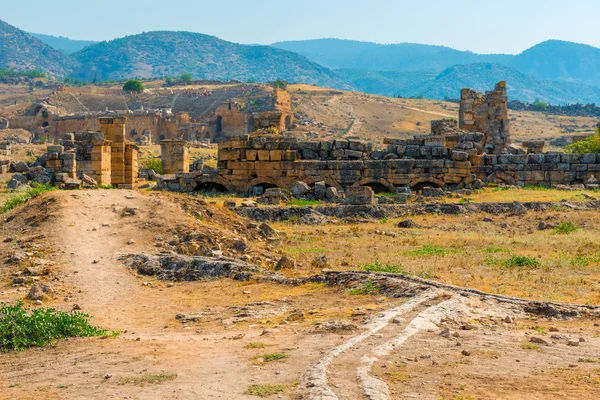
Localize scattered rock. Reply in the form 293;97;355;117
26;282;52;301
530;336;549;346
275;256;296;271
311;255;328;269
397;219;418;228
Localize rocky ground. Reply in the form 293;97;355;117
0;190;599;399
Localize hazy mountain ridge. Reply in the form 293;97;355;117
29;32;98;53
272;38;600;89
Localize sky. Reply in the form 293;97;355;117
3;0;599;54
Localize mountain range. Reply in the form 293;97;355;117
3;18;600;104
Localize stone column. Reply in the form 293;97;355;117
99;117;126;186
124;144;139;186
160;140;190;174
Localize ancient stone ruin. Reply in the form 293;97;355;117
155;82;600;196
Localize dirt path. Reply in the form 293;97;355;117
1;190;600;400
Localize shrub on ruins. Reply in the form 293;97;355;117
0;301;108;351
565;128;600;154
123;79;145;93
142;158;163;175
180;73;193;83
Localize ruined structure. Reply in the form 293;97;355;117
213;88;293;140
155;82;600;194
459;81;510;154
43;117;139;188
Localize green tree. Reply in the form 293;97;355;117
532;98;547;111
180;73;193;83
123;80;145;93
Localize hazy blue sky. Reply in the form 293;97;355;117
3;0;598;53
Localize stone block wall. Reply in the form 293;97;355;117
100;117;126;186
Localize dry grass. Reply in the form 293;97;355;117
275;189;600;304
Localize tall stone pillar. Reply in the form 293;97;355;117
99;117;126;186
160;140;190;174
124;144;139;185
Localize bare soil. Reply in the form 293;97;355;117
0;190;599;399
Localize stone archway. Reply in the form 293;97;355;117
356;178;395;193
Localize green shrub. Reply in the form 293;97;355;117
0;302;108;351
347;279;381;295
403;244;457;257
565;129;600;154
142;158;163;175
362;261;405;274
246;384;285;397
552;221;579;234
180;73;193;82
261;353;289;362
123;80;145;93
287;199;322;206
1;183;55;214
502;256;541;270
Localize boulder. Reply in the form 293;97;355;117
311;255;328;269
26;282;52;301
63;178;82;190
314;181;326;200
290;181;311;197
81;174;98;188
275;256;296;270
12;161;29;173
345;186;375;205
325;187;338;201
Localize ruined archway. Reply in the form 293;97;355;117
42;121;49;128
410;177;446;191
411;181;444;192
357;178;395;193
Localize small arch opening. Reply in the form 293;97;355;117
41;121;49;128
411;181;443;192
363;182;390;194
196;182;229;193
255;182;279;191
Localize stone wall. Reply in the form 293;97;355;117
459;81;510;154
157;131;600;194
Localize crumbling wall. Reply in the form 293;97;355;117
459;81;510;154
214;102;250;139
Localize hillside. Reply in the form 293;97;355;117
72;31;351;89
29;32;97;53
0;19;80;76
411;63;600;104
336;69;436;97
512;40;600;87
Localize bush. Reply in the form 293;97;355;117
180;73;193;82
502;256;540;270
0;302;108;351
142;158;163;175
553;221;579;234
123;80;145;93
565;129;600;154
246;384;285;397
1;183;55;214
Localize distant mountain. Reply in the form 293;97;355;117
511;40;600;87
272;38;600;89
0;19;80;76
272;39;512;73
408;63;600;104
29;32;97;53
72;31;351;89
335;69;436;97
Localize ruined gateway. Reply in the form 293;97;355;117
159;82;600;193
